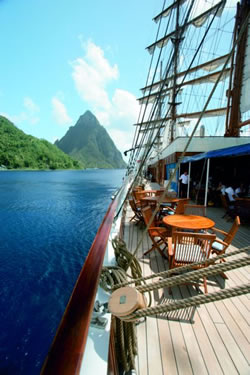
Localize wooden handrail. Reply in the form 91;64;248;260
41;197;118;375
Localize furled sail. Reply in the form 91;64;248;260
240;20;250;113
141;54;229;95
153;0;188;24
138;69;230;105
136;108;227;132
147;0;226;55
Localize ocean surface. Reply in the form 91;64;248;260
0;169;125;375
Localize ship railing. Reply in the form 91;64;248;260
40;177;131;375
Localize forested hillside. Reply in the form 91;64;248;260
0;116;81;169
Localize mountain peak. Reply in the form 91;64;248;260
75;110;100;128
55;111;126;169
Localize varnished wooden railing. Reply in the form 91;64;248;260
41;197;118;375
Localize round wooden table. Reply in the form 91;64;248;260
162;214;215;230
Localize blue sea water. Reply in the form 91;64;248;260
0;169;125;375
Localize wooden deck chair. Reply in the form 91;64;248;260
129;199;143;223
168;231;216;293
132;190;147;208
141;206;171;258
220;193;236;219
184;204;206;216
164;198;190;215
211;216;240;257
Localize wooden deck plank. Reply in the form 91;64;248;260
174;285;209;374
215;323;250;374
136;226;149;375
222;272;250;317
213;299;250;364
144;250;164;375
155;253;179;375
184;290;224;375
188;287;239;374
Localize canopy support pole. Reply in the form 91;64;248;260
204;158;210;206
187;162;191;198
178;165;181;197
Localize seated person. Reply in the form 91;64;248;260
235;183;246;198
225;184;236;208
217;181;226;195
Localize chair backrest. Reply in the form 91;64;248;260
223;216;240;245
154;190;163;197
175;198;190;214
166;191;177;198
172;230;216;266
129;199;137;213
224;192;231;204
141;206;157;228
184;204;206;216
220;194;228;210
133;190;147;201
133;186;143;191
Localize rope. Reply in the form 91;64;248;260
122;284;250;321
99;237;145;373
113;246;250;290
136;256;250;293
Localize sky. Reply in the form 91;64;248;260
0;0;160;158
0;0;239;160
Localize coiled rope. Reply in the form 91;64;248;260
99;236;149;372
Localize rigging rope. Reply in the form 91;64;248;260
122;284;250;321
107;245;249;322
113;246;250;289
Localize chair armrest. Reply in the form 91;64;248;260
211;227;228;236
167;237;173;256
213;238;228;247
164;206;175;213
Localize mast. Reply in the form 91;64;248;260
169;0;181;142
225;0;250;137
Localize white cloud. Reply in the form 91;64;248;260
1;97;40;126
71;39;118;110
71;39;139;153
24;97;40;114
107;128;134;160
52;97;72;125
0;111;27;124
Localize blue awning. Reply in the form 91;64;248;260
181;143;250;163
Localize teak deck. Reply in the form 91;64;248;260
123;203;250;375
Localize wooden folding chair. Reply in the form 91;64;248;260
164;198;190;215
141;206;171;258
211;216;240;257
129;199;143;223
184;204;206;216
168;230;216;293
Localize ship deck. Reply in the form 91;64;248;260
123;202;250;375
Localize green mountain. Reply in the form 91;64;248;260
54;111;126;169
0;116;81;169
